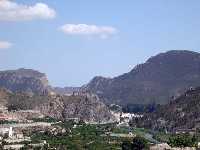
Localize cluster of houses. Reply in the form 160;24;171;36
0;105;50;149
0;122;49;149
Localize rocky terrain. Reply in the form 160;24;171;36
53;86;80;95
2;50;200;108
2;50;200;123
0;88;115;123
37;93;115;123
131;87;200;132
0;68;82;96
0;68;116;123
0;68;51;95
84;50;200;106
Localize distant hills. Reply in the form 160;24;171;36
53;87;80;95
1;50;200;107
84;50;200;106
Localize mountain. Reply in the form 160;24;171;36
0;68;51;95
132;87;200;132
84;50;200;106
36;93;115;123
0;88;12;107
53;87;80;95
0;88;115;123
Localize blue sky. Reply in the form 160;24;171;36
1;0;200;87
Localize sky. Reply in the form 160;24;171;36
1;0;200;87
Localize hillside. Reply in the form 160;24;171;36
0;68;51;95
0;88;115;123
36;93;115;123
132;87;200;132
84;50;200;106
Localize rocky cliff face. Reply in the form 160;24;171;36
36;93;115;123
0;89;115;123
0;67;115;123
0;68;51;95
84;50;200;106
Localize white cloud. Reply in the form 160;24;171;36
59;24;118;38
0;41;12;49
0;0;56;21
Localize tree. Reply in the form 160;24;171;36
122;141;132;150
121;136;148;150
132;136;148;150
168;134;197;148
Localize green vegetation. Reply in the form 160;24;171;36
32;116;57;123
111;126;130;134
168;134;197;148
31;122;132;150
28;121;199;149
122;140;132;150
132;128;149;137
132;136;148;150
152;131;172;143
0;120;18;124
122;136;149;150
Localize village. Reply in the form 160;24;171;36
0;102;199;150
0;105;49;149
0;102;136;149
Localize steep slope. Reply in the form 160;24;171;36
0;88;12;107
84;50;200;105
0;68;51;95
0;89;115;123
132;87;200;132
36;93;115;123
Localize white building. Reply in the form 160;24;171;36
0;127;13;138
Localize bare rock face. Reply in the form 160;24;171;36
35;95;65;120
36;93;116;123
62;93;115;123
0;68;51;95
0;87;115;123
0;68;115;123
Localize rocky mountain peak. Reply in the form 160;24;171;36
0;68;50;95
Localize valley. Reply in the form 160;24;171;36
0;51;200;149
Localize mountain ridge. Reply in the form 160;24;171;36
2;50;200;106
84;50;200;106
